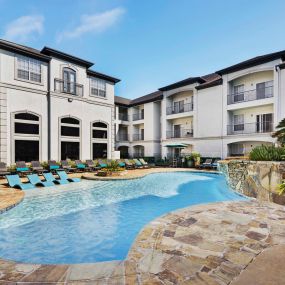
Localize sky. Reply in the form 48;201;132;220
1;0;285;99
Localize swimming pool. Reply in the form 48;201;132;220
0;172;246;264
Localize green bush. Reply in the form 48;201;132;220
249;145;285;161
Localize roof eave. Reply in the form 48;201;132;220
130;95;163;107
87;70;121;84
196;79;223;90
159;77;205;91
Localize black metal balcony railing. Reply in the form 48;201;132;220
118;113;128;121
133;134;144;141
116;134;129;141
54;79;83;96
227;122;273;135
166;103;194;115
227;86;273;105
166;129;193;139
133;112;144;121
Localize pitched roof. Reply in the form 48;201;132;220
196;73;222;90
159;76;205;91
87;69;120;83
41;46;94;68
216;50;285;75
0;39;50;62
115;91;163;107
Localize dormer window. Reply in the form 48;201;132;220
63;68;76;94
90;78;106;98
17;56;42;83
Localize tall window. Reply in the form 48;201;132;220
233;84;244;102
90;78;106;97
233;114;244;131
92;122;108;138
17;56;42;83
60;117;80;160
92;121;108;159
13;112;41;162
63;68;76;94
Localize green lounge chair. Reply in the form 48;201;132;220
117;160;126;168
43;172;69;185
139;158;150;168
133;159;144;168
57;170;81;182
48;160;62;172
6;174;34;190
27;174;55;187
98;159;108;168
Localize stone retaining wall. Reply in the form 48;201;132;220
219;160;285;205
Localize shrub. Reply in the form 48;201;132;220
249;145;285;161
106;160;120;172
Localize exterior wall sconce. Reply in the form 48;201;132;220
68;98;73;103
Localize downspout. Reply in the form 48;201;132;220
47;60;51;160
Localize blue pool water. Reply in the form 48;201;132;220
0;172;246;264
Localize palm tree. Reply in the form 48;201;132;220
272;118;285;146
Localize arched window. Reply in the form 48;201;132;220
63;67;76;94
12;111;41;162
60;116;81;160
91;121;108;159
92;122;108;139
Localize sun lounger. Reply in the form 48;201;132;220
60;160;76;173
57;170;81;182
98;159;108;168
210;159;219;169
133;159;144;168
86;160;100;171
48;160;63;172
16;161;31;176
0;162;10;176
6;174;34;190
139;158;150;168
200;158;213;168
117;160;126;168
124;159;135;169
31;161;46;174
75;160;86;172
43;172;69;185
27;174;55;187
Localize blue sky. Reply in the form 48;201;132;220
1;0;285;99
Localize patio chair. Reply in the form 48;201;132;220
27;174;55;187
0;162;10;177
31;161;46;174
86;160;100;171
6;174;34;190
57;170;81;182
139;158;150;168
98;159;108;168
75;160;86;172
210;159;220;169
16;161;31;176
117;160;126;168
133;159;144;169
124;159;135;169
48;160;62;172
200;158;213;169
43;172;69;185
61;160;76;173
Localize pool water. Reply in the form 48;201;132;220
0;172;246;264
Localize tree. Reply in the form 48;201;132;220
272;118;285;146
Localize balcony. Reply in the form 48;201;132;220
54;79;83;96
133;134;144;141
116;134;129;142
227;122;273;135
166;103;193;115
133;112;144;121
118;113;128;121
166;128;193;139
227;86;273;105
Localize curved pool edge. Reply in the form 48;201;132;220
1;199;285;283
0;187;25;214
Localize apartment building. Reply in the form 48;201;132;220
114;91;162;158
115;50;285;159
0;39;120;165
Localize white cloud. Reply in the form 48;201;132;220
57;7;125;42
3;15;44;42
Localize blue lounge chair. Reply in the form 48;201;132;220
210;159;219;169
200;158;213;169
133;159;144;168
117;160;126;167
27;174;55;187
6;174;34;190
43;172;69;185
16;161;31;176
98;159;107;168
75;160;86;172
57;170;81;182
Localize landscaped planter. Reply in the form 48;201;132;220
219;160;285;205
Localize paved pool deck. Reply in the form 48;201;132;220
0;169;285;284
